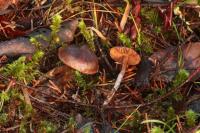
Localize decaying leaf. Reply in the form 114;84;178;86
0;20;78;57
135;42;200;86
0;0;18;11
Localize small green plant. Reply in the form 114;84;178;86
142;119;176;133
19;121;27;133
172;48;189;87
38;120;57;133
50;14;63;44
65;0;72;5
167;107;176;121
115;109;141;133
31;14;63;49
30;34;49;49
172;21;184;42
78;20;95;51
0;50;44;83
65;116;76;132
172;91;183;102
185;109;197;127
136;32;153;53
0;88;24;112
141;8;161;26
183;0;200;4
122;112;142;131
82;124;93;133
118;32;132;48
23;104;34;119
74;71;87;90
151;126;164;133
1;56;26;81
172;69;189;87
0;113;8;125
171;49;189;100
0;91;10;112
9;88;24;101
141;7;162;35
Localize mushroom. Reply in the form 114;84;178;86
58;45;99;74
103;46;141;105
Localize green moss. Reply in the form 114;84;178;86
185;110;197;127
75;71;87;89
141;7;162;26
38;120;57;133
172;69;189;87
78;20;95;51
118;32;132;48
151;126;164;133
136;32;153;53
0;50;44;83
0;113;8;125
167;107;176;121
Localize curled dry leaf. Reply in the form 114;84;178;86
0;20;78;57
0;0;18;11
131;1;141;40
33;65;74;102
120;0;131;31
135;42;200;86
0;37;35;56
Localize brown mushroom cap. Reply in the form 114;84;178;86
58;45;99;74
110;46;141;65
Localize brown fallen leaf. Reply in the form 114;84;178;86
32;65;74;102
0;37;35;57
120;0;131;31
0;0;18;11
0;20;78;57
135;42;200;86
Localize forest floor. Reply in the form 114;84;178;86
0;0;200;133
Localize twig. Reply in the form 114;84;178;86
21;87;32;106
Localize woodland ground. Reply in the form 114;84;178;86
0;0;200;133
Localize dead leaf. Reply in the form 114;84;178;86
0;20;78;57
120;0;131;31
135;42;200;86
0;0;18;11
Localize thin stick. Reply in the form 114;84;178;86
21;87;32;106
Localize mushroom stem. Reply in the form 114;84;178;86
103;57;128;105
114;57;128;90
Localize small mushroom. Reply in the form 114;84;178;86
103;46;141;105
58;45;99;74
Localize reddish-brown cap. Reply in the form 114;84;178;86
58;45;99;74
110;46;141;65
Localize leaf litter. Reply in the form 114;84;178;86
0;0;200;132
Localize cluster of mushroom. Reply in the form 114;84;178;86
58;43;141;105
